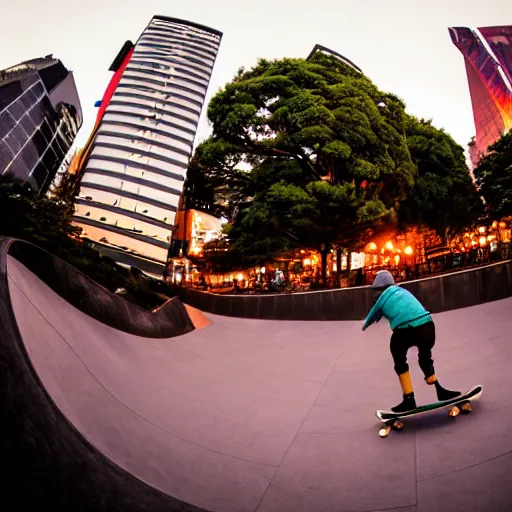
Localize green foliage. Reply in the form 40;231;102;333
205;56;416;191
0;176;170;310
0;177;81;254
190;55;481;276
473;130;512;219
196;55;417;268
399;118;484;239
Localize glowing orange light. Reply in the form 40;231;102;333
303;258;312;266
385;241;394;251
404;246;413;256
479;237;487;246
478;226;486;234
367;242;377;252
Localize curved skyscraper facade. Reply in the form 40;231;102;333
449;26;512;167
74;16;222;264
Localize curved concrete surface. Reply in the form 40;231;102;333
3;249;512;511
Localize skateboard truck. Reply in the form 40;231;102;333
379;420;404;438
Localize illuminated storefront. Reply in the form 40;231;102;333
167;209;225;284
168;217;512;291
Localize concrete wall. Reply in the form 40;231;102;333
173;260;512;320
4;238;194;338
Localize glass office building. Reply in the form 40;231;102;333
0;56;82;193
450;26;512;167
73;16;222;264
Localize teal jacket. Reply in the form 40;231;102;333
362;285;432;331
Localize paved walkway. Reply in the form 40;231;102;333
7;256;512;512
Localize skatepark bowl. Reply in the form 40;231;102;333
1;238;512;512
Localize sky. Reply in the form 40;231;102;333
2;0;510;153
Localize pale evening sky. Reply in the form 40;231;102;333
2;0;510;153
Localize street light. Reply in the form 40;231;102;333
376;101;410;158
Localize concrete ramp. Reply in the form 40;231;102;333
2;240;512;512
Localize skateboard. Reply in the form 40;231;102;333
376;384;483;437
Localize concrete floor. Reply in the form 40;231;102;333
7;256;512;512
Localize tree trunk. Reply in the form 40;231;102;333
336;246;342;286
320;243;329;287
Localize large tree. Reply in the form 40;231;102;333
399;117;484;241
0;176;81;252
473;130;512;219
196;53;417;279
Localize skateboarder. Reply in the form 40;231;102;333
362;270;461;412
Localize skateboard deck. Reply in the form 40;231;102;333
376;384;483;437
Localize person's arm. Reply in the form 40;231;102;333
362;293;386;331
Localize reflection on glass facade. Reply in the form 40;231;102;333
0;56;82;193
449;26;512;167
73;16;222;264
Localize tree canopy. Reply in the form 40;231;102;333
196;53;417;267
399;117;484;240
473;130;512;219
191;53;482;277
0;176;171;309
0;176;81;252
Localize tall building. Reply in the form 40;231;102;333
306;44;363;74
73;16;222;265
0;56;82;193
449;26;512;168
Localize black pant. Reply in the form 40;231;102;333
390;321;435;378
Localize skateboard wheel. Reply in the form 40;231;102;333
460;403;473;414
379;426;392;438
392;420;404;430
449;406;460;417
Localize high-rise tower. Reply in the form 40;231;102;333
306;44;363;74
449;26;512;167
73;16;222;265
0;56;82;193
